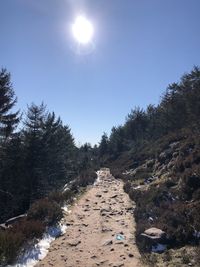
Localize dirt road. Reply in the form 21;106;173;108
36;172;142;267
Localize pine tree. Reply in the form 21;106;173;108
0;69;20;141
99;133;109;157
23;103;46;201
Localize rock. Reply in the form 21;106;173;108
111;194;118;198
128;253;134;258
116;241;124;244
103;239;113;246
140;228;166;251
142;227;166;240
102;226;112;232
91;255;97;259
112;263;124;267
67;240;81;247
84;208;90;212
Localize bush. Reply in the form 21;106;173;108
27;198;63;226
0;230;25;265
110;169;124;179
48;190;73;205
123;181;131;194
12;219;45;239
76;170;97;187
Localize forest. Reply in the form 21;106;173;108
0;68;97;223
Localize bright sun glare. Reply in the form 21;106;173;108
72;15;94;44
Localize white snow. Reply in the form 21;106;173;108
133;185;141;189
9;208;68;267
152;243;167;253
94;171;101;185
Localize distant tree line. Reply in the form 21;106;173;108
98;66;200;161
0;69;96;222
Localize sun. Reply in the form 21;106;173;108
72;15;94;44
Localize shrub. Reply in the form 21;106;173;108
27;198;63;226
11;219;45;239
123;181;131;194
48;190;73;205
0;230;25;265
48;191;65;205
76;169;97;187
62;190;74;202
110;169;124;179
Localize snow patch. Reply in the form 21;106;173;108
10;221;67;267
133;185;141;189
94;171;101;185
62;205;71;213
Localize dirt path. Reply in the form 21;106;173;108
36;172;142;267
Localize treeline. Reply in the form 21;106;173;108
0;69;96;223
98;66;200;161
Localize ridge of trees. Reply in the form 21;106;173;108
98;66;200;162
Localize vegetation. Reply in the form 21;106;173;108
97;67;200;265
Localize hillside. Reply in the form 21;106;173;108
109;130;200;266
97;67;200;266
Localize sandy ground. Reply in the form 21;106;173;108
36;173;143;267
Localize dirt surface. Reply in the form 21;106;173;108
36;172;143;267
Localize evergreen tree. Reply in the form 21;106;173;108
23;103;46;201
99;133;109;157
0;69;20;140
109;126;125;157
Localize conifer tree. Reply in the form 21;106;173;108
0;69;20;140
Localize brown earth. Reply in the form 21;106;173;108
36;174;143;267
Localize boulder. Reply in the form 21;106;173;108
141;227;166;241
140;227;166;252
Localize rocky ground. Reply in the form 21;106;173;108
36;172;142;267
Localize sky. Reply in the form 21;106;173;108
1;0;200;145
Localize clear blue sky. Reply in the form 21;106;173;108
1;0;200;145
